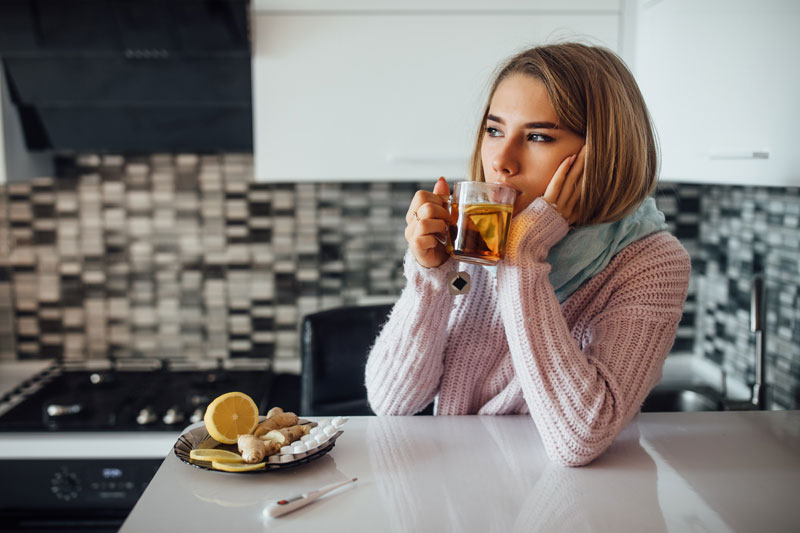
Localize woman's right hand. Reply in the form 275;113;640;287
405;177;451;269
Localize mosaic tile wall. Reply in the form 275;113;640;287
694;186;800;409
0;154;414;366
0;154;701;373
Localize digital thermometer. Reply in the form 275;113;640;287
265;477;358;518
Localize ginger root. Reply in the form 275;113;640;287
253;407;298;437
238;434;281;463
266;406;284;419
263;424;310;446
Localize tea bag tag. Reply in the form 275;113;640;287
447;271;471;295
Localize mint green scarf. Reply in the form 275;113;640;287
547;197;668;303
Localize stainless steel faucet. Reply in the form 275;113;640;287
750;273;768;409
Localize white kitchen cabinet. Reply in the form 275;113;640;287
634;0;800;187
252;1;622;182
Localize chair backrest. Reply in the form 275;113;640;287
300;304;393;416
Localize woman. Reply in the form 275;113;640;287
365;43;691;466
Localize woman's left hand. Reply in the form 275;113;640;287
542;144;586;226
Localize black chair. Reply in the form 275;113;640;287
300;303;436;417
300;304;393;416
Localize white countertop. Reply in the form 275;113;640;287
121;411;800;532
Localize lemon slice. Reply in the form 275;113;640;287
211;460;266;472
189;449;244;463
203;392;260;445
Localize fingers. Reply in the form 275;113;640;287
405;177;450;255
416;217;447;238
542;154;576;206
557;145;585;207
405;221;447;250
406;181;449;224
406;195;449;225
569;145;588;222
432;176;450;197
564;178;582;221
405;219;447;269
406;211;447;246
403;177;453;268
414;234;442;252
542;144;586;225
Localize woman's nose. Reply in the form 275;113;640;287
491;142;519;177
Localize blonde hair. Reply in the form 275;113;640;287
469;43;658;226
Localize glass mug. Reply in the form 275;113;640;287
443;181;517;266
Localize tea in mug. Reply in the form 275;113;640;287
447;202;513;265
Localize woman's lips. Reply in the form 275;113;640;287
491;180;521;194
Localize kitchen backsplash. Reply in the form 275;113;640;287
0;153;796;409
694;185;800;409
0;154;415;366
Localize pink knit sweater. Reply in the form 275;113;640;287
365;197;691;466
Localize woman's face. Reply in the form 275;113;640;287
480;73;585;215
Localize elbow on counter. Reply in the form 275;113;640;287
538;414;624;468
365;389;391;416
364;354;436;416
545;442;613;468
365;386;419;416
364;376;402;416
365;378;434;416
364;354;389;415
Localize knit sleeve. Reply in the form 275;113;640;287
496;198;691;467
364;250;457;415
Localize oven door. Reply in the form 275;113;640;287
0;433;176;531
0;458;162;531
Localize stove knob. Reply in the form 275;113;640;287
190;394;210;406
46;403;83;417
162;406;185;425
89;372;114;385
50;469;81;502
136;407;158;426
189;407;205;424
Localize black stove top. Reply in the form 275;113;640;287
0;363;276;432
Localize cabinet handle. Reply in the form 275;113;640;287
386;154;466;165
709;151;770;160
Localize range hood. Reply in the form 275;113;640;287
0;0;252;153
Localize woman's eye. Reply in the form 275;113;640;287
527;132;554;142
485;126;502;137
